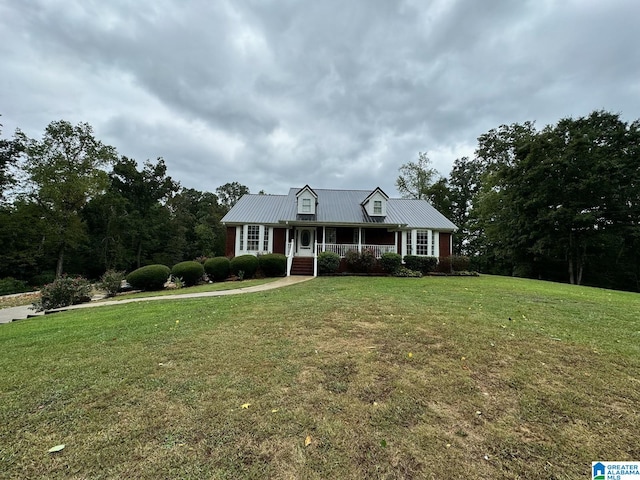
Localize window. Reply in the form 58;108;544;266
353;229;364;244
416;229;429;256
239;225;271;253
431;230;436;256
406;230;412;255
247;225;260;251
302;198;311;213
325;228;336;244
373;200;382;215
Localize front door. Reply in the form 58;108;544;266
297;228;315;256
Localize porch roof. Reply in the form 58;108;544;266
221;188;457;231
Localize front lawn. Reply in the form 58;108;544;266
1;276;638;479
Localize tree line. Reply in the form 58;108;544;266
397;110;640;292
3;111;639;292
0;119;248;284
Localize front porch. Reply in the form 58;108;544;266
318;243;397;258
285;241;398;277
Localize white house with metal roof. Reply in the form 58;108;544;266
221;185;457;276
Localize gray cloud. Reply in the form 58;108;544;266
2;0;639;196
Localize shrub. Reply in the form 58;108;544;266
359;248;376;273
126;264;171;291
0;277;31;295
33;275;92;312
379;253;402;274
99;270;126;297
403;255;421;272
30;271;56;287
344;250;360;272
404;255;438;274
171;261;205;286
436;257;452;274
258;254;287;277
318;251;340;274
204;257;231;282
450;255;471;272
394;267;422;278
230;255;259;279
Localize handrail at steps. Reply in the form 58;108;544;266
313;241;318;277
286;240;295;276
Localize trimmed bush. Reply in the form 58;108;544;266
359;248;376;273
171;261;205;286
0;277;31;296
344;250;360;272
204;256;231;282
318;251;340;275
99;270;126;297
404;255;438;274
258;253;287;277
126;264;171;291
450;255;471;272
379;252;402;274
436;257;452;273
33;275;92;312
230;255;259;279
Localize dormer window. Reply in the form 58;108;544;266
296;185;318;215
362;187;389;217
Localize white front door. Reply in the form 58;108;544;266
297;228;315;256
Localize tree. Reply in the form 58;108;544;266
21;121;118;277
395;152;439;200
423;177;453;219
473;112;640;287
168;188;227;259
108;157;180;269
0;116;24;203
447;157;485;255
0;200;49;281
216;182;249;210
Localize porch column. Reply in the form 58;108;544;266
358;227;362;253
394;231;398;254
322;226;326;252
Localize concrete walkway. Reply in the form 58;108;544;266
0;276;315;324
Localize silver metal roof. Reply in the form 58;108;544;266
221;188;457;231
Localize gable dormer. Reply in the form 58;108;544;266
361;187;389;217
296;185;318;215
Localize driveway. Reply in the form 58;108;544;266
0;276;314;324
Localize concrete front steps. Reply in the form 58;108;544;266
290;257;314;276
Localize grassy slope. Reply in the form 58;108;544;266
0;276;638;479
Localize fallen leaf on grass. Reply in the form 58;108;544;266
48;444;65;453
241;403;251;409
304;435;312;447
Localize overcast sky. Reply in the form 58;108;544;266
1;0;639;196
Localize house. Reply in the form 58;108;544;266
221;185;457;276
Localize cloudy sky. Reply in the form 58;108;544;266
1;0;639;196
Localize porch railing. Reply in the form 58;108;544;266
319;243;396;258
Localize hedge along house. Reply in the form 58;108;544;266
221;186;457;276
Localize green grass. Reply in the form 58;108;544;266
1;276;638;479
103;278;278;301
